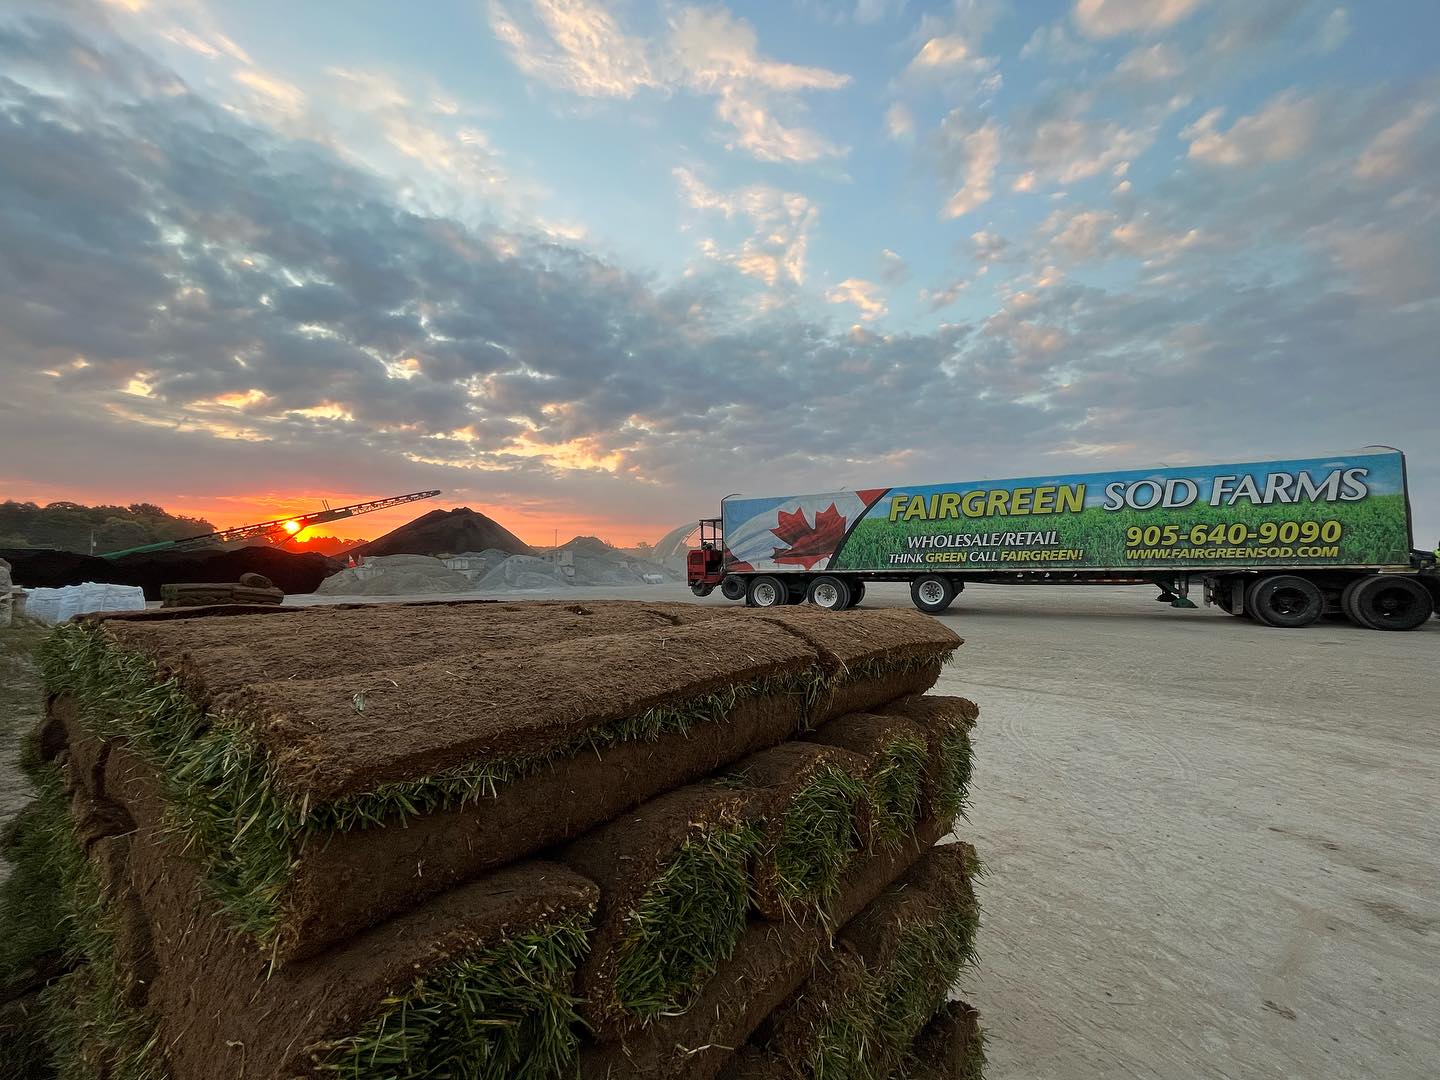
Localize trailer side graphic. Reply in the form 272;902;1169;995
690;449;1437;629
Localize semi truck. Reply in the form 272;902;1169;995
686;447;1438;630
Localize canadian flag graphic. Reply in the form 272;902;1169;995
724;490;887;572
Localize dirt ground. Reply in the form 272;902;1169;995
5;582;1437;1078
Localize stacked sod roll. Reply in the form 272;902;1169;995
12;598;984;1079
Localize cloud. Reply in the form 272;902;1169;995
1315;6;1350;53
669;7;848;94
918;278;969;311
879;248;910;284
2;9;1439;545
853;0;905;24
1182;92;1319;167
906;35;981;73
1020;22;1095;63
971;230;1009;262
1072;0;1204;40
825;278;887;320
489;1;849;164
1115;42;1185;81
675;166;817;287
885;101;915;139
1023;113;1155;184
939;116;1001;218
486;0;657;98
1354;101;1438;182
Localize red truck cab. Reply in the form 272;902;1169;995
686;518;725;596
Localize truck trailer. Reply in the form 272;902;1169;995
686;447;1438;630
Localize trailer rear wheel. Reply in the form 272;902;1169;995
843;580;866;608
805;576;851;610
1351;575;1432;630
720;575;747;601
746;575;789;608
1247;575;1323;628
1340;577;1367;627
910;575;956;614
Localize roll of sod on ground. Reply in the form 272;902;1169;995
6;599;984;1080
38;601;959;962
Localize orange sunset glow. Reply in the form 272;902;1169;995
0;484;682;550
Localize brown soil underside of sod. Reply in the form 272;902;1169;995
904;1000;983;1080
577;813;954;1080
561;785;759;1040
87;742;600;1080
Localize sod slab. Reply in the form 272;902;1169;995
901;1000;984;1080
561;785;761;1040
42;604;958;959
723;742;871;923
577;812;955;1080
840;841;981;1077
99;741;601;1080
806;711;932;848
887;696;980;822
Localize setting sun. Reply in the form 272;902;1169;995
282;519;302;535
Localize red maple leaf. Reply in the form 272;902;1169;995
770;503;847;570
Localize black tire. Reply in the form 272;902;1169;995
720;575;747;601
844;580;866;608
1351;575;1433;630
1340;577;1368;627
690;582;714;597
747;575;789;608
910;575;956;614
1243;578;1268;622
1247;575;1323;628
806;576;851;610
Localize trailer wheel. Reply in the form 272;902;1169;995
690;583;714;597
1247;575;1323;628
746;575;789;608
844;580;866;609
720;575;747;601
910;575;956;614
1340;577;1367;627
1351;575;1433;630
806;576;851;611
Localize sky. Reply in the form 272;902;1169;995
0;0;1437;547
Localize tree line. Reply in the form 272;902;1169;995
0;501;217;554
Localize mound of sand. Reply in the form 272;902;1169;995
314;554;471;596
353;508;532;559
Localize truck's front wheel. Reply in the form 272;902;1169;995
910;575;956;614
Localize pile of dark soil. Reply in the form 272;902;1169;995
9;599;986;1079
0;545;339;597
353;507;532;558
